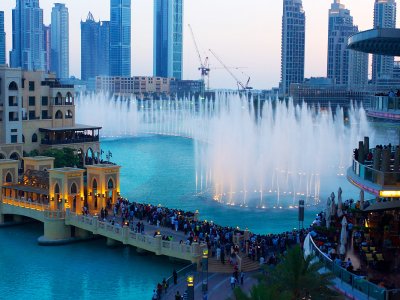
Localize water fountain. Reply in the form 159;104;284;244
76;92;371;208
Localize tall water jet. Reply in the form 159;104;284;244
76;92;371;208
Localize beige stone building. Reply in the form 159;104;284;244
0;65;101;169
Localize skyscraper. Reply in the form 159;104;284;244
280;0;305;96
327;0;358;85
81;13;110;81
43;25;51;72
110;0;131;77
51;3;69;79
154;0;183;80
10;0;45;71
348;48;369;87
0;12;5;65
372;0;396;82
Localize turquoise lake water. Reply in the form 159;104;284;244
1;129;396;299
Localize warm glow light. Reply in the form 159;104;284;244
379;191;400;198
187;275;194;287
202;249;209;258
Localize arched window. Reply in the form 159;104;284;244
32;133;38;143
55;92;62;105
9;152;20;160
70;182;78;194
66;92;73;104
54;183;60;194
8;81;18;91
65;110;73;119
22;135;25;143
55;110;63;119
92;178;98;189
107;178;114;189
5;172;12;183
0;153;5;159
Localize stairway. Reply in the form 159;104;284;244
207;251;260;273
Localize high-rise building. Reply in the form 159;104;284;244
348;49;369;87
51;3;69;79
81;12;99;81
372;0;396;82
10;0;45;71
280;0;305;96
327;0;358;85
98;21;110;76
110;0;131;77
43;25;51;72
81;13;110;82
0;12;5;65
153;0;183;80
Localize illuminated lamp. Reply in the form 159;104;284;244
379;191;400;198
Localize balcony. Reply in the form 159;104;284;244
41;136;99;145
367;96;400;121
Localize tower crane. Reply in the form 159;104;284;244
208;49;253;91
188;24;210;92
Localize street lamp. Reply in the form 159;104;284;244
202;248;209;293
186;274;194;300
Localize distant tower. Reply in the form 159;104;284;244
43;25;51;72
10;0;45;71
280;0;305;96
0;11;5;65
98;21;110;76
51;3;69;79
372;0;396;82
110;0;131;77
154;0;183;80
327;0;357;85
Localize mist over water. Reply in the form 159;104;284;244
77;93;371;207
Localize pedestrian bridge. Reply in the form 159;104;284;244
0;197;205;264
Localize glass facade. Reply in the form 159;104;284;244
154;0;183;80
51;3;69;79
110;0;131;77
10;0;45;71
0;11;5;65
372;0;396;83
81;13;110;81
280;0;305;96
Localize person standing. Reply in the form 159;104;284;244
240;271;244;285
175;291;181;300
230;275;236;289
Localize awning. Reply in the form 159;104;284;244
39;124;102;132
3;184;48;195
364;200;400;212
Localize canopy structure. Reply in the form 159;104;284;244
348;28;400;56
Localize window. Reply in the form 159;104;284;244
8;81;18;91
11;129;17;133
41;110;49;119
29;81;35;91
41;96;48;106
5;173;12;183
31;133;38;143
29;111;36;120
55;110;63;119
29;96;35;106
11;135;17;143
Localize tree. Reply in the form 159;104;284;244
41;148;80;168
233;246;341;300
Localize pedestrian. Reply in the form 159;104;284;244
203;291;208;300
240;271;244;285
173;269;178;285
230;275;236;289
152;289;158;300
175;291;181;300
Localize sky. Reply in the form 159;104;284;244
1;0;398;89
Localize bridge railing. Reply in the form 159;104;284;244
309;235;388;300
44;210;65;219
2;196;49;211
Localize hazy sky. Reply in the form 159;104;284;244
1;0;398;89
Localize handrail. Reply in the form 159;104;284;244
309;234;387;300
2;196;49;211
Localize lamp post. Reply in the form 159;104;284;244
186;274;194;300
202;248;208;293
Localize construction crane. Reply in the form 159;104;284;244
188;24;210;92
209;49;253;91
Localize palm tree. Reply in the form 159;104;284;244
233;245;342;300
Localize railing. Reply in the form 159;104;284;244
41;136;99;145
370;96;400;112
309;235;388;300
2;197;49;211
159;263;197;300
351;158;400;187
44;210;65;219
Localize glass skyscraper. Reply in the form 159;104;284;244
43;25;51;72
280;0;305;96
372;0;396;82
10;0;45;71
51;3;69;79
81;12;110;81
0;11;5;65
110;0;131;77
327;0;358;85
154;0;183;80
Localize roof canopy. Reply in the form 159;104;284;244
39;124;102;132
348;28;400;56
